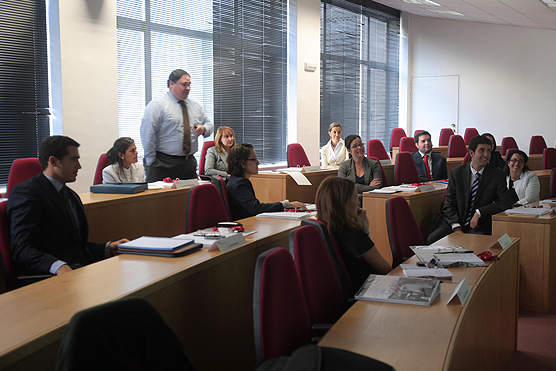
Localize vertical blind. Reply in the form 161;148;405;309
320;0;399;151
0;0;50;183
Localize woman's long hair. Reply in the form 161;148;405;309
106;137;135;167
316;176;356;238
214;126;235;154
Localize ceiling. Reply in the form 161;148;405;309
370;0;556;30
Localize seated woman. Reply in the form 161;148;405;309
321;122;348;166
483;133;505;170
505;149;540;206
226;143;306;220
205;126;235;177
102;137;145;183
338;134;382;194
316;177;391;291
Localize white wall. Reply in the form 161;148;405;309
407;14;556;151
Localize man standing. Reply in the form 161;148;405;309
426;135;513;244
7;136;128;276
141;69;214;181
412;130;447;182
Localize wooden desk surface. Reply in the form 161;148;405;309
0;217;302;371
319;234;519;371
534;169;552;200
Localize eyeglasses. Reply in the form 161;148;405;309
246;158;258;162
509;159;524;164
350;143;364;150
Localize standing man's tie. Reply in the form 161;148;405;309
178;100;191;155
464;172;481;226
423;154;431;180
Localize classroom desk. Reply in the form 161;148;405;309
319;233;520;371
250;168;338;203
526;154;543;171
492;205;556;313
0;217;301;371
534;169;552;200
362;183;447;264
446;157;465;174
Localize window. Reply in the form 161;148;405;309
320;0;400;150
0;0;50;184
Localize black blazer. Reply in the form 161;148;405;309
412;151;448;182
442;163;513;233
338;157;382;194
227;176;284;221
7;174;106;275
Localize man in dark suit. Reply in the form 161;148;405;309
411;130;447;182
426;135;513;244
7;136;128;276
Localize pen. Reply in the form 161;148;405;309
436;251;474;254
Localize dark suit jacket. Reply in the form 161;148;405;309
227;176;284;221
442;163;513;234
7;174;106;275
338;157;382;194
412;151;447;182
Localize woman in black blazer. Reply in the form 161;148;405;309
338;134;382;194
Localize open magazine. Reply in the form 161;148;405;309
355;275;441;306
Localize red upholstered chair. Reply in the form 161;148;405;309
367;139;390;161
439;128;454;146
394;152;420;185
463;128;479;145
447;135;467;158
369;156;388;187
386;196;423;268
505;148;518;158
287;143;311;167
185;183;229;233
6;158;41;197
550;168;556;198
399;137;417;153
93;154;110;185
529;136;547;155
253;248;311;366
544;148;556;170
462;152;470;165
389;128;406;152
198;140;215;176
289;225;343;325
500;137;519;157
0;199;18;293
414;129;424;137
211;175;231;221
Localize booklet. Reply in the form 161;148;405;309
431;253;487;267
118;236;194;252
355;275;441;306
401;265;453;280
410;245;467;262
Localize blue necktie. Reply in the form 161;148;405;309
465;172;480;226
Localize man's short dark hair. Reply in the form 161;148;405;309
167;69;190;88
414;130;431;143
482;133;496;148
469;134;492;153
227;143;254;177
39;136;80;171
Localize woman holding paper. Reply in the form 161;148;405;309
226;143;306;220
321;122;348;166
205;126;235;177
505;149;540;206
338;134;382;194
102;137;146;183
316;177;391;290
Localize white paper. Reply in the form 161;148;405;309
286;171;312;186
148;181;173;189
256;211;317;220
504;205;552;216
447;278;471;306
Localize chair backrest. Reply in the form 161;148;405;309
0;199;19;293
186;183;229;233
461;152;470;165
413;129;424;138
253;248;311;366
505;147;518;158
93;154;110;185
500;137;519;157
385;196;423;268
211;175;232;220
463;128;479;145
6;158;41;197
389;128;406;152
394;152;420;185
438;128;454;146
56;297;194;371
551;168;556;198
544;147;556;170
300;219;353;299
199;140;216;176
367;139;390;161
289;225;343;325
447;135;467;158
369;156;388;187
529;135;547;155
399;137;417;153
287;143;311;168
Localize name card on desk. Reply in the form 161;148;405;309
171;179;199;189
415;184;435;192
498;234;513;250
447;278;471;306
208;233;246;253
302;165;322;172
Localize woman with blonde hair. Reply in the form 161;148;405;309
205;126;235;177
321;122;348;166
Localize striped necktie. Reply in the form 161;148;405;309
464;172;481;226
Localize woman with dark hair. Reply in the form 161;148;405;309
226;143;305;220
483;133;505;170
316;177;391;290
505;149;540;206
205;126;235;177
321;122;348;166
102;137;146;183
338;134;382;194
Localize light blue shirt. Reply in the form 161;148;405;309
140;91;214;166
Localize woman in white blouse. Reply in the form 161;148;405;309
321;122;348;166
205;126;236;177
505;149;540;206
102;137;146;183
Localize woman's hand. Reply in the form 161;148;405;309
353;208;369;234
369;178;381;187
